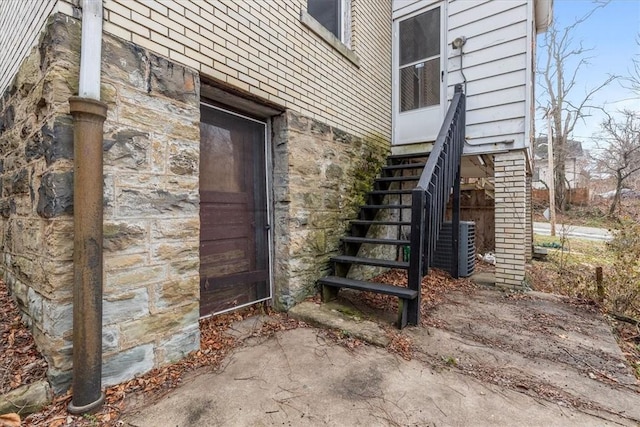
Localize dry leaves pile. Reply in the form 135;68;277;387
0;281;47;396
358;267;476;324
23;305;296;427
614;323;640;379
348;268;476;359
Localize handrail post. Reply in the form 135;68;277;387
451;84;465;279
407;82;465;326
451;164;461;279
407;188;425;326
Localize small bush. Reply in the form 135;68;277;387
605;218;640;317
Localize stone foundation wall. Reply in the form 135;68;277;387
0;14;200;393
272;111;388;309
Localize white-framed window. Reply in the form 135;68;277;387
398;7;440;112
307;0;351;46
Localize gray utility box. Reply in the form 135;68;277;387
431;221;476;277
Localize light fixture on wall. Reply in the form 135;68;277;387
452;36;467;50
452;36;468;94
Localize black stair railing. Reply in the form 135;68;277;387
406;84;466;325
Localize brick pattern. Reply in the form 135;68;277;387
525;174;532;261
494;150;528;289
55;0;393;141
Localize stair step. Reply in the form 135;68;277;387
388;152;430;161
351;220;411;226
361;204;411;209
382;163;426;171
331;255;409;269
369;189;413;196
342;236;410;245
375;176;420;183
319;276;418;299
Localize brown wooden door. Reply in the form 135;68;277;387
199;105;270;317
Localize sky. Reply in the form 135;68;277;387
536;0;640;148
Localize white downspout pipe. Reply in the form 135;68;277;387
78;0;103;100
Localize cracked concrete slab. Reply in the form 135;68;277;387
122;288;639;427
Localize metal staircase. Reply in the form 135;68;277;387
319;84;466;328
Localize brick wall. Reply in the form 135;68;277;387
525;174;532;262
64;0;392;142
494;150;527;289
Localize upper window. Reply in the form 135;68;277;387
307;0;349;44
398;8;441;112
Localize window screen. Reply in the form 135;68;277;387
399;8;441;112
399;8;440;66
308;0;342;40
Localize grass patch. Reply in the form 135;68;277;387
531;234;612;300
533;234;613;267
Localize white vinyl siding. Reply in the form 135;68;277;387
447;0;530;152
0;0;59;95
392;0;534;153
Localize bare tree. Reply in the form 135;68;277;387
538;1;616;211
624;35;640;95
592;110;640;215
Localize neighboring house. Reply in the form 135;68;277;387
532;136;590;191
0;0;551;402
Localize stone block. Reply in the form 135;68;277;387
37;171;73;218
11;254;45;285
149;53;199;104
9;168;29;194
105;264;167;290
42;300;72;338
168;141;198;175
47;367;72;395
40;260;73;299
25;132;45;162
103;221;147;252
154;276;199;310
153;240;198;262
118;86;198;126
101;35;148;92
0;199;10;218
31;325;73;371
43;220;73;260
161;325;200;363
27;287;44;325
120;302;199;346
102;344;154;387
42;115;74;165
103;128;150;170
103;327;120;352
116;187;198;217
103;288;150;326
104;253;146;271
0;380;51;416
150;217;199;240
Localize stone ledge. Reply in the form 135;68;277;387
0;380;51;416
288;301;390;347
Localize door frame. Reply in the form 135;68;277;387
199;101;274;318
392;0;447;146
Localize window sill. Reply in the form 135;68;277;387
300;11;360;68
